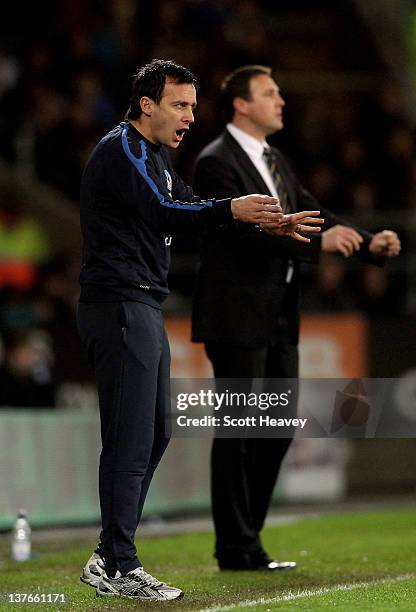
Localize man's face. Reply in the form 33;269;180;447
243;74;285;136
146;80;197;148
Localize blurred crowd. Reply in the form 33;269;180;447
0;0;414;405
0;201;93;407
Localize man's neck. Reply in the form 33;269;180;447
129;119;157;144
231;118;266;142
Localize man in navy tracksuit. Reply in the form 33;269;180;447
76;59;322;601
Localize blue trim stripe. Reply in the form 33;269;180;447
121;125;212;211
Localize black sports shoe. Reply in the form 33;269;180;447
251;550;296;571
218;549;296;571
96;566;184;600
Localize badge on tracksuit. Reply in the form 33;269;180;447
164;169;173;246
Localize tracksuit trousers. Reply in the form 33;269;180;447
77;301;171;577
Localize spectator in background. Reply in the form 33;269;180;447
378;125;415;210
0;44;21;162
307;163;341;212
0;194;52;291
0;288;40;331
0;329;55;408
32;85;82;200
72;69;118;166
37;256;93;383
313;253;356;311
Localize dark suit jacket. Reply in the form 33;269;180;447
191;130;380;349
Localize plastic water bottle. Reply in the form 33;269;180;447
11;509;31;561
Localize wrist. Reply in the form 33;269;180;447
230;199;240;220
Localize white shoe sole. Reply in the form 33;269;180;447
96;587;184;600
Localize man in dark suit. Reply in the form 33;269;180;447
191;65;401;571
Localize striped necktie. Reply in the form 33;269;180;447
263;147;290;212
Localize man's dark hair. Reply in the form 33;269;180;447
220;65;272;123
125;59;199;120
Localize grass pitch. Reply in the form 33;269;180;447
0;509;415;611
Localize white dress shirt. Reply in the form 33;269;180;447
226;123;294;284
226;123;278;198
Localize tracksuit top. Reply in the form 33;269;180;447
79;121;232;307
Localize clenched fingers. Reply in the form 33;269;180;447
339;227;363;251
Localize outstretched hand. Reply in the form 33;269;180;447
230;194;282;224
260;210;324;243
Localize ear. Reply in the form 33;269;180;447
233;96;250;117
140;96;154;117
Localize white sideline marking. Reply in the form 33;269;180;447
200;573;415;612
